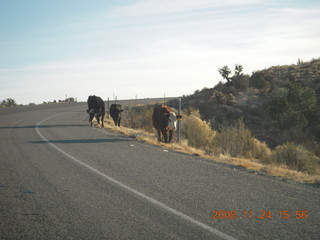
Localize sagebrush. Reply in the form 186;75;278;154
270;142;319;174
181;110;216;152
214;119;271;160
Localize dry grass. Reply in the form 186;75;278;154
91;118;320;184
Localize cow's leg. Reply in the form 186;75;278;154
89;111;94;127
157;130;162;142
113;118;117;126
118;118;121;127
162;129;168;143
168;130;173;143
101;113;105;128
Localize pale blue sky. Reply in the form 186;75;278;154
1;0;319;104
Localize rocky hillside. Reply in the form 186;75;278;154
169;58;320;154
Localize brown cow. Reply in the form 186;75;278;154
152;104;182;143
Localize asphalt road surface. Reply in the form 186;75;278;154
1;103;319;240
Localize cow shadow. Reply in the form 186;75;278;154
31;138;131;144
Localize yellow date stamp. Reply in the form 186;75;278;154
211;210;308;220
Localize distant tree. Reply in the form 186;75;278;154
218;64;244;84
218;65;232;83
233;64;247;89
65;97;76;102
297;58;304;65
235;64;243;76
1;98;17;108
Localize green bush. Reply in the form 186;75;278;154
232;74;250;90
121;104;154;131
181;111;216;151
271;142;319;174
250;71;271;90
266;83;319;138
287;83;317;112
266;97;290;116
214;119;271;160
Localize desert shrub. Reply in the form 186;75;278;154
271;142;319;174
181;110;216;151
287;83;317;112
210;90;227;104
265;97;308;130
266;83;319;139
232;74;250;90
250;138;273;163
182;106;199;116
266;97;290;116
121;104;154;131
214;119;271;160
215;119;253;157
250;71;271;90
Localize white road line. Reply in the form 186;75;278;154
36;113;237;240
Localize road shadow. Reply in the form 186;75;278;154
0;124;87;129
31;138;131;144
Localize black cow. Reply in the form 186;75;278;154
110;104;124;127
87;95;105;128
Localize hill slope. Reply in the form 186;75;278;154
170;58;320;154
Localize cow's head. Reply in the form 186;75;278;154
167;112;182;130
112;109;123;121
87;109;95;122
117;109;124;114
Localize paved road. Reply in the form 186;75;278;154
0;103;319;239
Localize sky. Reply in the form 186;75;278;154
1;0;320;105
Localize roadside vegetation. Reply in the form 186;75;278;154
1;98;18;108
0;97;77;108
100;58;320;184
99;104;319;184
